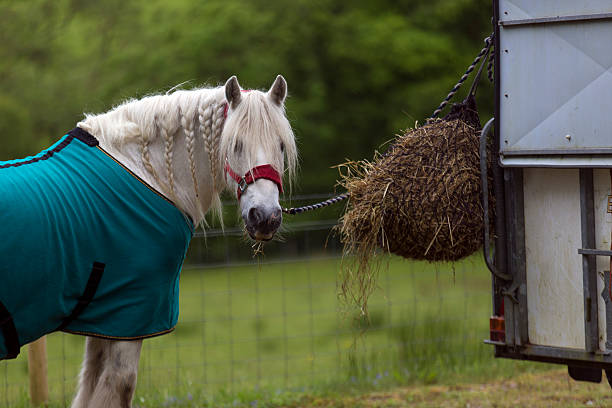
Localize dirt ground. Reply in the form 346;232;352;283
296;369;612;407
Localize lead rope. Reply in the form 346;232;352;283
282;193;349;215
283;34;494;215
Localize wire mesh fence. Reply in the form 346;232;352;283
0;195;500;407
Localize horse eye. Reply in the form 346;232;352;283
234;141;243;154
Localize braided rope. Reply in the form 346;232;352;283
430;34;493;119
487;43;495;84
282;193;348;215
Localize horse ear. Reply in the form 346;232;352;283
224;75;242;109
268;75;287;106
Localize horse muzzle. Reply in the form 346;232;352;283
244;206;282;241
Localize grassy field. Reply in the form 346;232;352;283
285;369;612;407
1;254;554;407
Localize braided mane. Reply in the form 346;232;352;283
76;82;297;228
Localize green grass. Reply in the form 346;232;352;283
1;254;551;407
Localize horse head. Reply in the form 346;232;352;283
220;75;297;241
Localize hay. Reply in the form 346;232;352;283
336;97;493;311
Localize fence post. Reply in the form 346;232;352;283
28;336;49;406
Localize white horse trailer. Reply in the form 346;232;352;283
486;0;612;384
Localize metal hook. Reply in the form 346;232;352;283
481;118;513;281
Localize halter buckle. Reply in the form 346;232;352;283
238;177;249;193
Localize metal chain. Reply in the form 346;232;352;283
284;34;494;215
430;34;494;119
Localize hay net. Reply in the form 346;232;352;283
336;95;494;308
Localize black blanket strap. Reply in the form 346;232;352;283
57;262;105;332
0;300;19;359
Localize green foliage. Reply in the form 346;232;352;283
0;0;493;192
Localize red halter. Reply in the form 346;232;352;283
224;159;283;200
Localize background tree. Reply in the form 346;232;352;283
0;0;493;192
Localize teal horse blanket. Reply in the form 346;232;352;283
0;128;192;360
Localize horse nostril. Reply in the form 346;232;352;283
247;207;282;237
269;208;282;229
248;207;263;226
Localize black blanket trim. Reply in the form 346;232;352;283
0;128;99;170
69;127;99;147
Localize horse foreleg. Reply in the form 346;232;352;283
77;338;143;408
71;336;108;408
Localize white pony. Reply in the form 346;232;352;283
68;75;297;407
